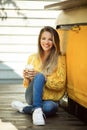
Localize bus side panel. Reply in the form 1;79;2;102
66;26;87;109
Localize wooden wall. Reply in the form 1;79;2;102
0;0;60;84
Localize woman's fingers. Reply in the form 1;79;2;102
23;69;39;79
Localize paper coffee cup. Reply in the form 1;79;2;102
25;64;34;71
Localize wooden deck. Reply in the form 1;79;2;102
0;84;87;130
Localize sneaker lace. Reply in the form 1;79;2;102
35;109;46;120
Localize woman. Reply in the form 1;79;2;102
11;26;66;125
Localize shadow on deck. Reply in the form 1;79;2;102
0;84;87;130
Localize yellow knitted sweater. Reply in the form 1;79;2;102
23;53;66;101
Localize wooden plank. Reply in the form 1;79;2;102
0;62;25;70
2;0;58;10
0;71;23;79
0;10;59;19
0;35;38;44
0;53;36;62
0;84;24;90
0;26;41;35
0;18;57;27
0;44;37;53
0;79;23;84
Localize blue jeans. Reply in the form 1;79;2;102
23;73;58;116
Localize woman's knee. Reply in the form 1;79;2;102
35;73;45;81
42;101;58;116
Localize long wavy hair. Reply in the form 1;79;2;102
38;26;61;75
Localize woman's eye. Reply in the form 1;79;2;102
49;39;52;41
41;37;45;40
41;38;52;41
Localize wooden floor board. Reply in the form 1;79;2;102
0;84;87;130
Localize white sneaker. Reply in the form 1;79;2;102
11;100;26;113
32;108;45;125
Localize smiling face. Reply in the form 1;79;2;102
38;26;60;60
40;31;53;54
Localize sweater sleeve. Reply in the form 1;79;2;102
23;54;35;88
45;56;66;91
23;78;29;88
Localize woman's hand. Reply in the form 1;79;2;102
23;69;38;81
